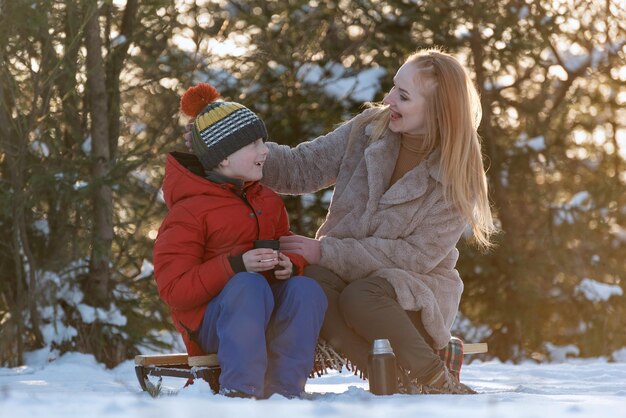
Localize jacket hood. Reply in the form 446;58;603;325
161;152;257;208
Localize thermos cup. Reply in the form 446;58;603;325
368;338;398;395
253;240;280;280
253;240;280;251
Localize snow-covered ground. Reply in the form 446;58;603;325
1;350;625;418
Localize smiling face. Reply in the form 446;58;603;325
383;62;433;135
215;138;268;181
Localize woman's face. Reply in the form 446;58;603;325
383;62;429;135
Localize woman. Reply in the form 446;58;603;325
259;49;496;394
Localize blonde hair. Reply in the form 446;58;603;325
365;49;496;249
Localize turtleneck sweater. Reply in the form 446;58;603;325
389;132;430;187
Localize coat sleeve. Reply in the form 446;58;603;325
318;199;467;280
261;119;355;195
273;201;308;276
153;205;234;310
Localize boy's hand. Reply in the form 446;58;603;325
274;253;293;280
243;248;279;272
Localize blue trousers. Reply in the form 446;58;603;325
197;272;327;398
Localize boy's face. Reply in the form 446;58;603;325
218;138;268;181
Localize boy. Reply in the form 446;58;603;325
153;83;327;399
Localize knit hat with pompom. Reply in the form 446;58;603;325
180;83;267;170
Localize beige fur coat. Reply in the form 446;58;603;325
262;110;467;349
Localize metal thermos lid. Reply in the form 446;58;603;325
371;339;394;355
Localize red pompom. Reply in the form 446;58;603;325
180;83;221;117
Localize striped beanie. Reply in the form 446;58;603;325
180;83;268;170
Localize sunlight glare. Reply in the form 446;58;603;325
30;58;40;72
172;34;197;52
206;36;250;57
549;65;568;81
172;32;250;57
159;77;179;90
617;129;626;160
573;129;588;145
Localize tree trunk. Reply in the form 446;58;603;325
0;70;25;366
47;0;84;270
85;1;113;307
106;0;139;160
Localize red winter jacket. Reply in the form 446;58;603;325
153;152;308;355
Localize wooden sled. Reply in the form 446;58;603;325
134;343;488;393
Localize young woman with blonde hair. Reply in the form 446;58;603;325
184;48;496;394
263;48;495;394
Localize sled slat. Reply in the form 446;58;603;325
134;353;188;366
464;343;488;354
188;354;219;367
134;353;219;367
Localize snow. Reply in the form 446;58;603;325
76;303;128;326
544;342;580;363
301;193;316;209
134;259;154;280
514;133;546;152
130;122;146;135
568;191;591;209
300;191;334;209
111;35;128;47
73;180;89;190
517;5;529;19
526;136;546;152
40;321;77;345
33;219;50;235
553;191;594;225
575;277;623;302
297;62;387;102
30;140;50;157
82;135;92;154
614;348;626;363
451;313;492;343
1;352;626;418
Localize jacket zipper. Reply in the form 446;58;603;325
239;190;261;240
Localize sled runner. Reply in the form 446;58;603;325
134;353;220;393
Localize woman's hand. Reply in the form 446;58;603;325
184;121;194;151
279;235;321;264
242;248;279;272
274;253;293;280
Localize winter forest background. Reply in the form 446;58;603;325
1;0;625;369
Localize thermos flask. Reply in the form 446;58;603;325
368;338;398;395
